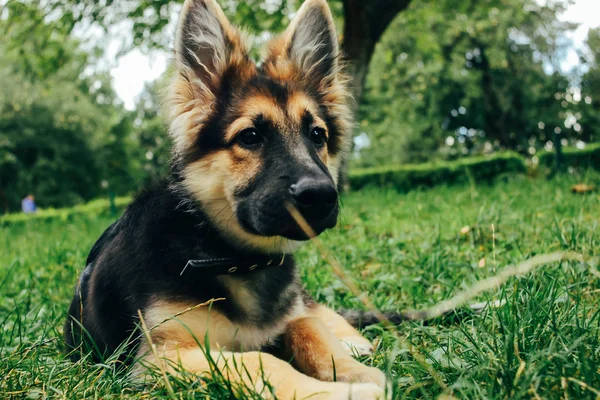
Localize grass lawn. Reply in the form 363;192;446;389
1;172;599;399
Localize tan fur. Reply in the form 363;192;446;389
283;316;385;385
224;93;326;143
262;0;337;82
165;0;352;253
239;95;287;128
263;0;353;162
142;297;304;352
178;87;335;252
135;347;384;399
169;0;256;153
142;1;382;397
182;153;303;254
286;92;327;128
135;300;386;399
308;304;375;356
166;75;215;153
224;117;254;143
263;34;351;189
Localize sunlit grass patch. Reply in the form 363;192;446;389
1;172;599;399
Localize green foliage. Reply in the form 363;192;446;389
130;79;172;183
1;173;600;398
57;0;313;51
537;142;600;171
4;141;597;226
357;0;577;166
349;152;526;191
2;0;598;213
0;3;101;211
0;65;108;210
0;197;130;227
2;0;88;81
0;1;158;212
577;28;600;143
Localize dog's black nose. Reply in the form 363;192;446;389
289;177;338;216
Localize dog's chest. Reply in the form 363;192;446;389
144;259;303;351
145;291;305;351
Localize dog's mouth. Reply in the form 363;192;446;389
237;205;338;241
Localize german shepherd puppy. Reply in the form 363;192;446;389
65;0;388;398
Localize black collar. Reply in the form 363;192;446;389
180;253;286;276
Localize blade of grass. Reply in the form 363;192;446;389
136;309;176;399
285;202;448;389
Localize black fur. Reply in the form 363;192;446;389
233;125;338;240
64;179;300;362
65;0;345;365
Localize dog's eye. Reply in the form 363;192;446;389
309;127;327;147
236;128;264;149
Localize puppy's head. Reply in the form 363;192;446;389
168;0;352;253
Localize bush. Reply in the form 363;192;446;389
0;196;130;226
537;142;600;171
349;152;526;191
9;146;600;224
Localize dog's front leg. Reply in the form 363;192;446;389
307;304;376;357
283;316;387;390
134;344;385;400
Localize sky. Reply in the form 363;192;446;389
111;49;168;109
110;0;600;110
557;0;600;70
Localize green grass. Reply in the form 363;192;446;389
1;172;600;399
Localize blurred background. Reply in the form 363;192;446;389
1;0;599;213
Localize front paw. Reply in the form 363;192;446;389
335;362;387;389
326;382;388;400
347;382;390;400
340;336;374;357
299;380;389;400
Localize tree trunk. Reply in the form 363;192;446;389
476;44;511;149
338;0;412;190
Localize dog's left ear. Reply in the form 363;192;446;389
283;0;340;83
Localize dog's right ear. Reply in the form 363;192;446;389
174;0;246;94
